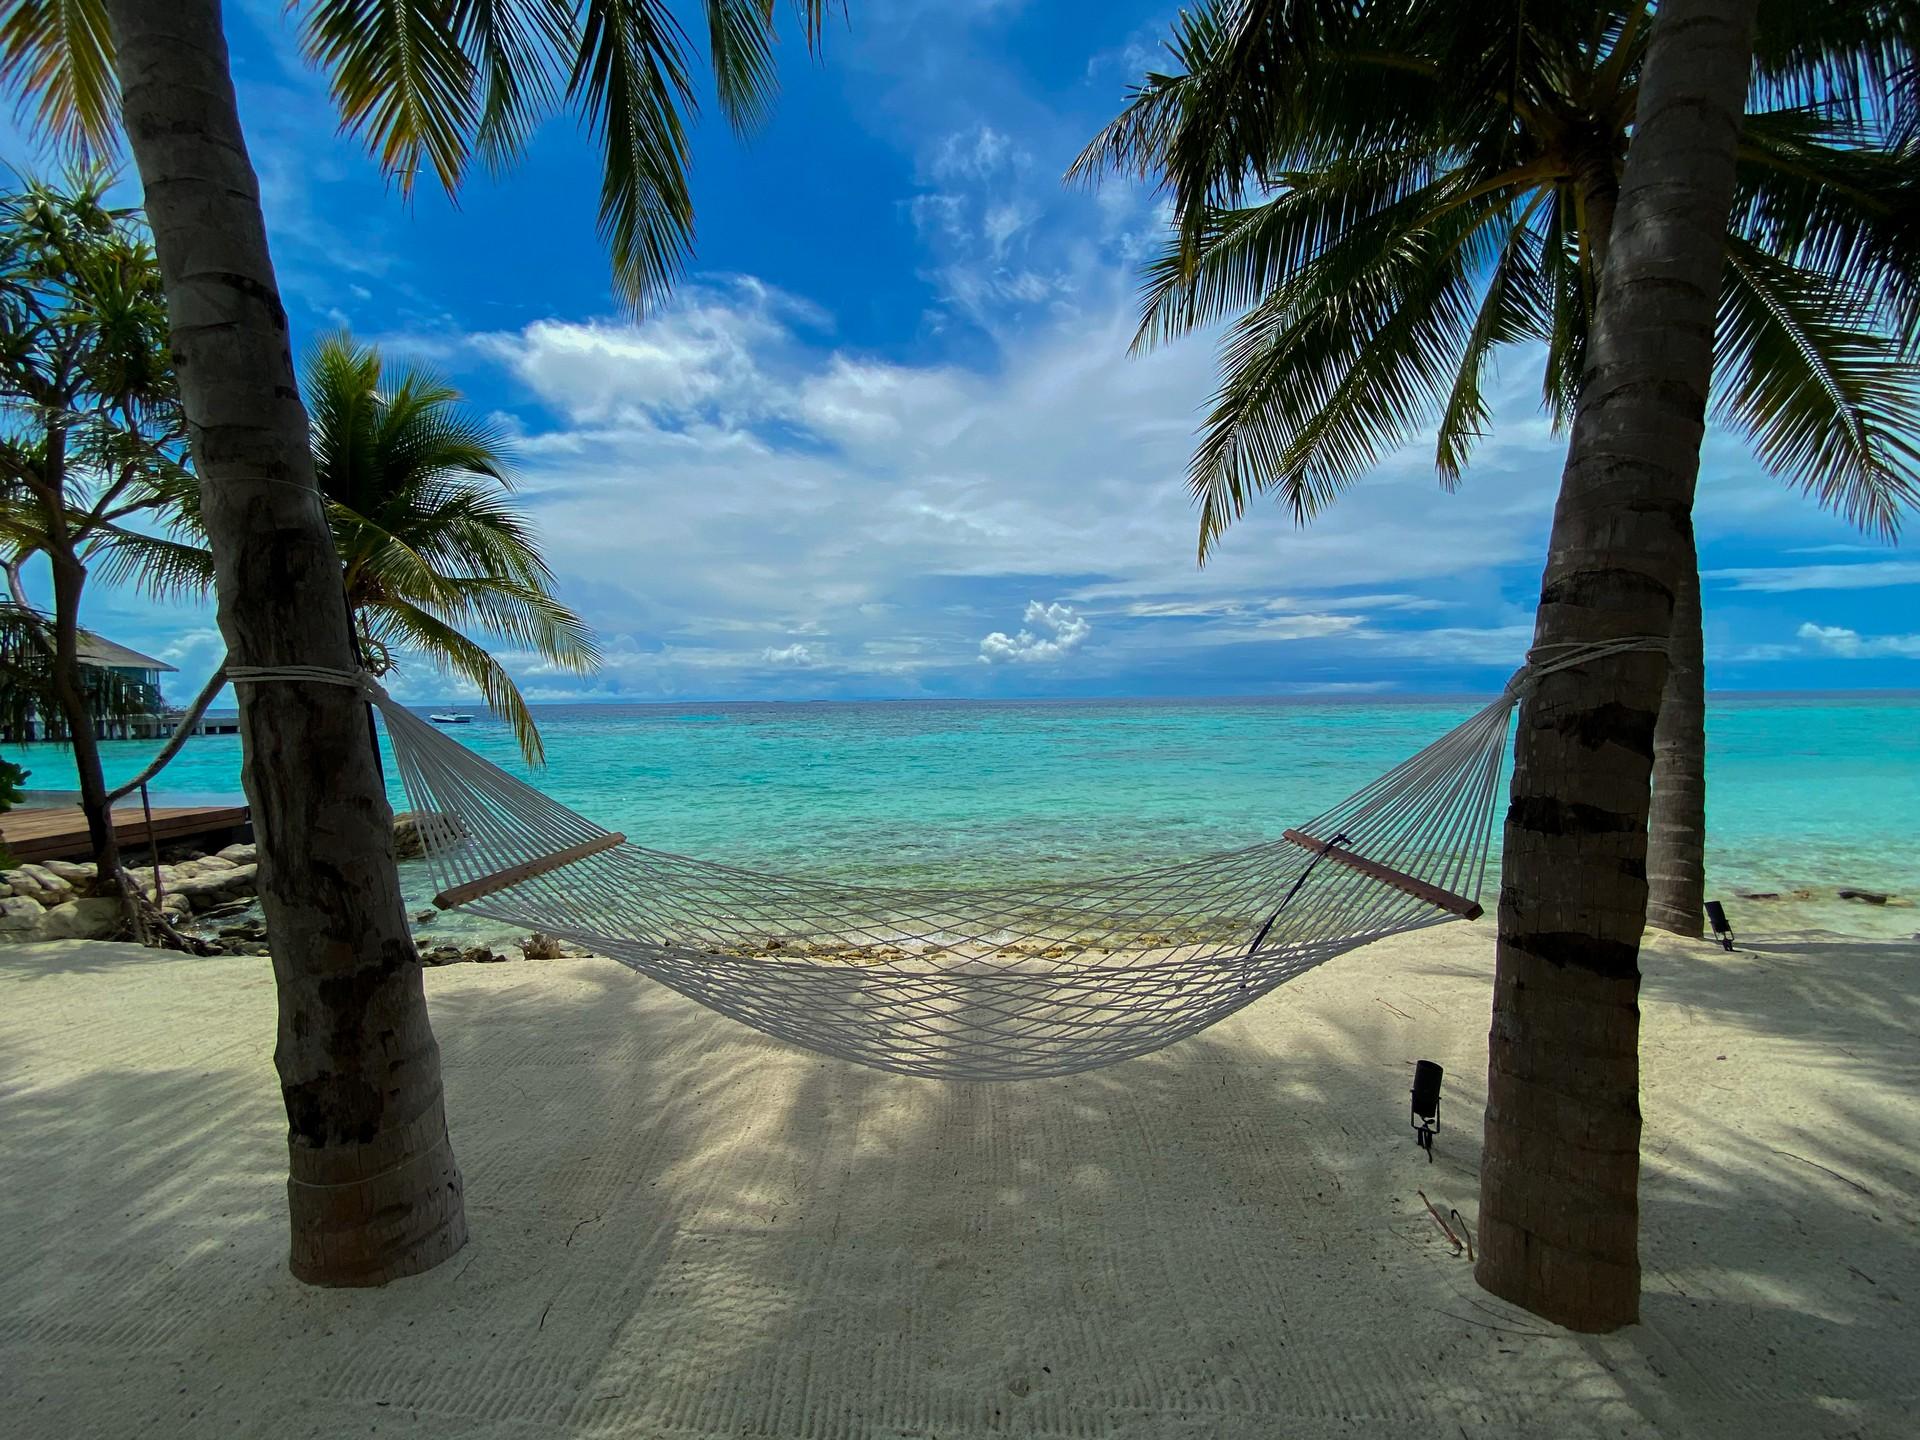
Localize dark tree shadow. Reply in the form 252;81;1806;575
2;931;1914;1437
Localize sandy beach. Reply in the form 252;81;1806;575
2;921;1914;1439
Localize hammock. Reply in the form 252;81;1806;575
229;640;1648;1081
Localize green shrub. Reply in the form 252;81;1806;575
0;757;26;812
0;757;22;867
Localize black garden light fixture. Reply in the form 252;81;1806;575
1411;1060;1443;1160
1705;900;1735;952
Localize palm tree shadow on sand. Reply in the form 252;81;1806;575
0;931;1913;1435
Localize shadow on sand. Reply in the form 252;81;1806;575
0;929;1914;1437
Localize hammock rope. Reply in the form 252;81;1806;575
229;637;1662;1081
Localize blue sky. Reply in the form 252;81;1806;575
7;0;1918;703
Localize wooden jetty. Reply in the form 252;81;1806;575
0;802;251;866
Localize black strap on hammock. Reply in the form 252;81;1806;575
1238;831;1350;988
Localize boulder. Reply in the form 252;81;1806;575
0;894;48;939
393;811;463;860
393;813;428;860
194;855;239;873
8;864;76;903
134;862;220;897
42;859;95;884
40;897;124;940
169;863;259;912
216;843;257;864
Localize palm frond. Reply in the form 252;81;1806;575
85;524;217;600
301;0;481;197
457;0;572;169
1715;238;1920;538
364;596;549;764
410;573;598;671
287;0;834;309
0;0;117;162
1437;197;1551;482
1735;106;1920;341
1750;0;1918;135
568;0;699;306
1187;185;1520;556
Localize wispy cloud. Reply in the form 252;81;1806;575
1707;561;1920;593
1797;623;1920;659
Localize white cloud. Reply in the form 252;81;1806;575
762;643;819;667
979;601;1092;664
1796;623;1920;659
983;201;1036;257
431;272;1574;696
1707;561;1920;593
929;125;1023;182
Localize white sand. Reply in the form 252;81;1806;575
2;923;1915;1439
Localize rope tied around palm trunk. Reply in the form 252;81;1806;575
222;636;1664;1080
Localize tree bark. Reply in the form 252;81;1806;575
107;0;466;1285
27;418;140;931
1647;535;1707;937
1476;0;1758;1333
45;544;139;934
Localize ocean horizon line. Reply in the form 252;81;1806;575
405;685;1920;711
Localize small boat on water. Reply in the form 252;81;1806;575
430;712;474;725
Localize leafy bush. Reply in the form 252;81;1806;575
0;757;26;812
0;757;23;867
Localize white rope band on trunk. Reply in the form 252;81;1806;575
227;665;390;702
219;637;1664;1080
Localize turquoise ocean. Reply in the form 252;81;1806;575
7;693;1916;937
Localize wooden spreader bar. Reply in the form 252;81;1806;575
1281;829;1484;921
433;832;628;910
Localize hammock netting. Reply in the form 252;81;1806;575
343;677;1527;1081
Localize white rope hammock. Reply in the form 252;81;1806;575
231;638;1659;1081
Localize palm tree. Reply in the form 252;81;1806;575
105;335;597;764
0;0;835;1286
1074;0;1919;938
1476;0;1764;1330
1085;0;1773;1329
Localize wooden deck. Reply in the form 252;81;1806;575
0;802;251;865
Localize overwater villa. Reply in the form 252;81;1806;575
6;633;175;742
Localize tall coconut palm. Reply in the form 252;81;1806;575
1075;0;1919;938
104;335;597;764
1477;0;1763;1330
1086;0;1772;1329
0;0;836;1286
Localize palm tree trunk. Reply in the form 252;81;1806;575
1476;0;1758;1333
1647;534;1707;937
107;0;466;1285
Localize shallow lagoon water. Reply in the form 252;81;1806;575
8;693;1915;936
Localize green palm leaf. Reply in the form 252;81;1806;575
363;596;551;763
303;332;595;761
1715;238;1920;537
0;0;115;162
1083;0;1920;556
